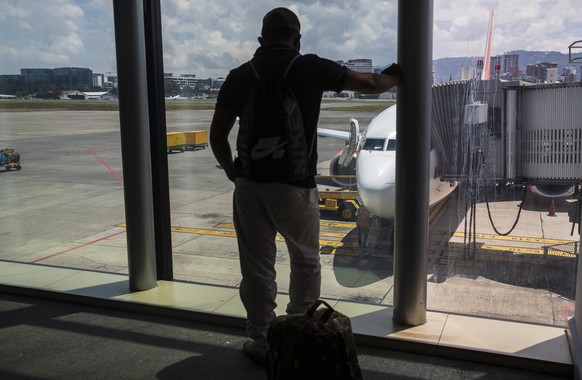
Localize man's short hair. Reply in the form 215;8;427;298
261;7;300;36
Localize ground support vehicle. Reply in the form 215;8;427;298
318;189;360;221
0;148;21;171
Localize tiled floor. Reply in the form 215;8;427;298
0;260;573;376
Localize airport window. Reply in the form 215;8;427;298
0;1;128;272
1;1;576;334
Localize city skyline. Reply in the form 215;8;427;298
1;0;581;78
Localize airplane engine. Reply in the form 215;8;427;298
529;184;575;198
328;148;357;187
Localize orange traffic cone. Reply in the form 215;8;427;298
548;199;556;217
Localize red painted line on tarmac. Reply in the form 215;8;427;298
85;147;123;181
32;230;126;263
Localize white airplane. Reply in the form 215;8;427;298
318;104;455;220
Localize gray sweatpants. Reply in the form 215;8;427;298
233;177;321;342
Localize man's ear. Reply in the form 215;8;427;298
294;35;301;52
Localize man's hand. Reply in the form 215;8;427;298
381;63;401;78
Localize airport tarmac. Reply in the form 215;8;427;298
0;103;579;329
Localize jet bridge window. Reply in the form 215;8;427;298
362;138;385;151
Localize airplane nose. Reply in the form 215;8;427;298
356;153;396;219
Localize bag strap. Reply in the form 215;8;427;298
306;299;336;323
249;54;301;80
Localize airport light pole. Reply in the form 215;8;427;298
393;0;433;326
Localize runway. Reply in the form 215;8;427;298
0;103;578;328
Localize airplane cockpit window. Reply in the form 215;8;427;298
387;139;396;151
362;138;385;151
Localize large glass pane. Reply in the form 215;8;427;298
160;2;399;303
159;0;579;329
0;1;127;272
429;2;580;328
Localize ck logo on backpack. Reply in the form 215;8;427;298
237;55;314;182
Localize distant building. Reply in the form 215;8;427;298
164;73;200;89
53;67;93;88
460;65;476;80
21;67;93;88
84;91;117;100
60;90;87;100
503;54;520;78
561;66;577;82
60;90;117;100
21;68;53;84
93;73;105;87
526;62;559;83
339;59;374;73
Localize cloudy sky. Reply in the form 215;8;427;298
1;0;581;78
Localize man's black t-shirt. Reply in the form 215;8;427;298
216;44;348;187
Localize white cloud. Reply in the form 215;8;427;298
0;0;580;77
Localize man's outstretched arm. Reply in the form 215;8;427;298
343;63;401;94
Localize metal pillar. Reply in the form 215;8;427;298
143;0;174;280
393;0;433;326
113;0;157;291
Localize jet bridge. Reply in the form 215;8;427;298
431;79;582;188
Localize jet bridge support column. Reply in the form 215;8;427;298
393;0;433;326
113;0;157;291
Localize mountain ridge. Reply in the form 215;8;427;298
377;50;582;83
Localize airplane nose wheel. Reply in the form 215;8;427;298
338;203;356;221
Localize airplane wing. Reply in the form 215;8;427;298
317;128;350;140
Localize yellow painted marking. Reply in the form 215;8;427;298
119;222;574;259
173;226;238;237
546;250;577;258
479;244;543;255
217;221;357;229
452;232;574;245
320;221;357;228
439;245;575;259
215;223;349;239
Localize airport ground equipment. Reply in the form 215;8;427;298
0;147;21;171
318;189;360;221
166;130;208;152
183;130;208;150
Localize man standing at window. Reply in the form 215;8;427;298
210;7;400;364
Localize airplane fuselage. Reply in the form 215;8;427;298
355;106;398;219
